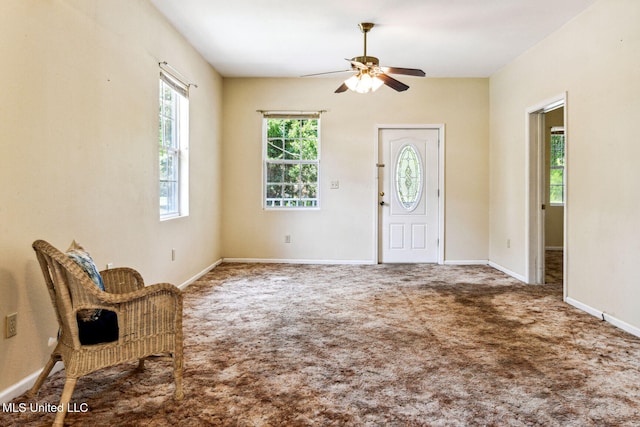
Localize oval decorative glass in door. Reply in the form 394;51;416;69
395;144;423;211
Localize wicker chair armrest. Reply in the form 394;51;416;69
107;284;183;342
100;267;145;294
95;282;181;305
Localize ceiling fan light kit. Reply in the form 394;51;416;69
314;22;426;94
344;71;384;93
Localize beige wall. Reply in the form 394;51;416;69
222;77;489;263
490;0;640;326
0;0;223;391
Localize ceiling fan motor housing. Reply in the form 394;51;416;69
352;56;379;67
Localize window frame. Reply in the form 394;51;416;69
158;71;190;220
549;126;565;207
262;113;321;210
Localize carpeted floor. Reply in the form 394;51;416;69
3;257;640;426
545;250;563;286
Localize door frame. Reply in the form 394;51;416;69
525;93;567;298
374;124;445;264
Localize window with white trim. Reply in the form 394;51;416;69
159;72;189;219
549;126;565;206
263;113;320;208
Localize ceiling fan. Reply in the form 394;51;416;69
305;23;426;94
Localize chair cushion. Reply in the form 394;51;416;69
66;241;118;344
66;240;105;291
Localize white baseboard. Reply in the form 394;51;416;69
178;259;223;290
222;258;375;265
564;297;602;318
444;259;489;266
487;261;527;283
0;363;64;404
565;297;640;338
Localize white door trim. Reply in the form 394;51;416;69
374;124;445;264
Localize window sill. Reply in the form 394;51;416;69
160;213;188;222
264;207;321;211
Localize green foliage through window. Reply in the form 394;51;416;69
264;116;319;208
549;128;565;205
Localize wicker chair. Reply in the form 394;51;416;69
29;240;184;427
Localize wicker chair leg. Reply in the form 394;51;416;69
53;377;77;427
174;376;184;400
136;359;145;371
27;355;59;398
174;354;184;400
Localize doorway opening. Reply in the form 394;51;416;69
526;94;567;298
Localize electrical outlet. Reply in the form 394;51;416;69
6;313;17;338
284;235;291;243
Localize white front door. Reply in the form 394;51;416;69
378;128;439;263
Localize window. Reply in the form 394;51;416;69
263;113;320;208
549;127;565;206
159;72;189;219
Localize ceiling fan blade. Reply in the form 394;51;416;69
377;73;409;92
381;66;426;77
301;69;352;77
334;82;349;93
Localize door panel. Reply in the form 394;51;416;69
390;224;404;249
412;224;427;249
379;128;439;263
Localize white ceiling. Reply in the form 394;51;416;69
150;0;597;78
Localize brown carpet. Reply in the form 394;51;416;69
545;250;563;286
3;261;640;426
